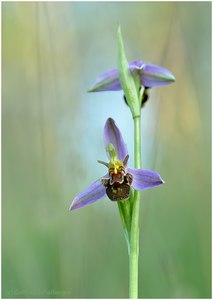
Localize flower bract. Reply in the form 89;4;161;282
70;118;164;211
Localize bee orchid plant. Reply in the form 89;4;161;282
70;27;175;298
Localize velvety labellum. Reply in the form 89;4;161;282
102;173;133;201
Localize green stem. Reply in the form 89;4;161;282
129;115;142;298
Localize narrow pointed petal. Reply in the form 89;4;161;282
88;61;144;92
88;68;121;92
140;64;175;87
104;118;128;162
126;167;164;190
70;177;107;211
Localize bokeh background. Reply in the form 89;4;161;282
2;2;211;298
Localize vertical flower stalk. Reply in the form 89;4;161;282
117;27;142;298
129;115;142;298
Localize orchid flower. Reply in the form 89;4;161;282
70;118;164;211
88;61;175;93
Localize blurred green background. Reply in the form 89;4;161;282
2;2;211;298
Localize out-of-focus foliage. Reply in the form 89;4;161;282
2;2;211;298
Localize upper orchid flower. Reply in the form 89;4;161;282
70;118;164;211
88;61;175;92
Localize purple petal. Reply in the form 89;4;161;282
129;60;144;73
140;64;175;87
88;68;121;92
88;61;144;92
104;118;128;162
70;177;107;211
126;167;164;190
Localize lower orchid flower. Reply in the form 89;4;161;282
70;118;164;211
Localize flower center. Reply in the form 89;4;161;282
108;161;123;174
109;165;125;184
98;144;134;201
